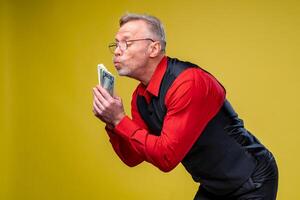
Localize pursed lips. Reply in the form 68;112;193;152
113;60;121;69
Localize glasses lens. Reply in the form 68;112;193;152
108;43;117;53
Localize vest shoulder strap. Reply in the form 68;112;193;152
137;57;197;134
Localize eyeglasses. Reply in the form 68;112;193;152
108;38;155;53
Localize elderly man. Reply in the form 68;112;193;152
92;13;278;200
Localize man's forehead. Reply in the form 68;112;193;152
116;30;134;40
115;20;149;40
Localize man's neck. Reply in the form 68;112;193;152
140;54;165;86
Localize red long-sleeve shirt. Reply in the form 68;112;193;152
106;56;225;172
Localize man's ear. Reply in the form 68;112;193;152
149;41;162;58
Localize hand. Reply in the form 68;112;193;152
93;85;125;127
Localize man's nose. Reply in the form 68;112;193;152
114;45;122;56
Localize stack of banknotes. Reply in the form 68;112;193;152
97;64;114;96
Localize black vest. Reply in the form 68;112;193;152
137;57;267;195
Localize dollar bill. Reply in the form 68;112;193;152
97;64;114;96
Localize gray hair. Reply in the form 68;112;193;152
119;13;166;52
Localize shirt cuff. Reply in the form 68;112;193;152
113;116;140;139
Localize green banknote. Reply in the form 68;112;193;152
97;64;114;96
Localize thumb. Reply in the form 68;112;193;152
115;96;122;102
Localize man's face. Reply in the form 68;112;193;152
113;20;153;79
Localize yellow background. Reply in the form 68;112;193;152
1;0;300;199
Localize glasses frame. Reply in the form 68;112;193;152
108;38;155;53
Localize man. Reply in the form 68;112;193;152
92;13;278;200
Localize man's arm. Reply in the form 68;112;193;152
111;69;225;172
106;126;144;167
93;69;225;172
93;86;144;167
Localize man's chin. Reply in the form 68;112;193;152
116;69;129;76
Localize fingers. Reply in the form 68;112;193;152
93;100;109;123
93;96;103;112
93;86;122;109
96;85;113;100
92;87;110;121
92;85;124;126
93;87;109;108
93;101;100;115
94;85;117;103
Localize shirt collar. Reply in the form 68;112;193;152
145;56;168;97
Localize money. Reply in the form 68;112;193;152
97;64;114;96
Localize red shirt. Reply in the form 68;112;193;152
106;56;225;172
